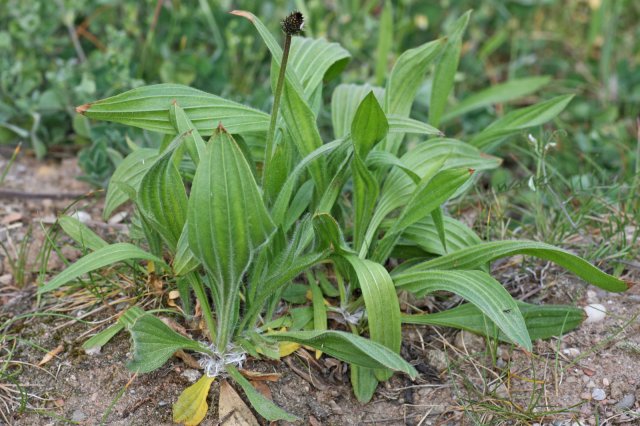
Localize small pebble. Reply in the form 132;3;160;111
592;388;606;401
615;393;635;410
602;378;609;387
584;304;606;323
71;410;87;422
587;380;596;388
71;210;91;223
563;348;580;358
586;290;598;304
580;392;592;400
84;346;101;356
181;369;201;383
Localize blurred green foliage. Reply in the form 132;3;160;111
0;0;638;188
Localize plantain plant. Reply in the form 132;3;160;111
40;9;629;424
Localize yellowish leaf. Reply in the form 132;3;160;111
279;342;300;357
173;374;215;426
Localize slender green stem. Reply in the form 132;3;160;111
262;34;292;193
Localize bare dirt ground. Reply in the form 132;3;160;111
1;153;639;425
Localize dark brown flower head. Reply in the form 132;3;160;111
281;11;304;35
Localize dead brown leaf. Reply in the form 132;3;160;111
238;369;281;382
38;344;64;366
218;380;259;426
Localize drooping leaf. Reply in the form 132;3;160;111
398;240;629;292
268;330;417;377
127;314;206;374
470;95;574;150
38;243;166;294
173;375;215;426
402;301;585;343
77;84;269;135
393;269;531;350
441;76;551;122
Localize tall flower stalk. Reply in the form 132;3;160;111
262;11;305;190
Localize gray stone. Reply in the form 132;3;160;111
615;393;635;410
71;410;87;422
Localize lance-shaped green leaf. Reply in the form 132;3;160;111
76;84;269;135
188;126;275;345
429;11;471;128
343;254;401;381
383;38;445;153
398;240;629;292
375;0;393;86
402;301;585;343
332;84;385;139
82;323;124;351
351;365;379;403
351;92;389;157
58;215;108;251
352;153;379;251
127;314;207;373
393;270;531;350
470;95;574;150
138;145;188;251
227;366;298;421
280;80;327;194
268;330;417;377
38;243;166;294
441;76;551;123
188;126;275;284
104;148;158;219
